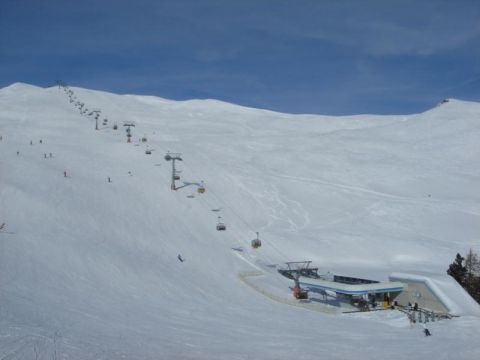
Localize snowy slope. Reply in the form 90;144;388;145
0;83;479;359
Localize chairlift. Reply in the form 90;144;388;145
292;286;309;299
145;149;152;155
197;181;206;194
164;153;172;161
174;174;180;180
216;216;226;231
292;273;308;299
251;232;262;249
113;124;118;130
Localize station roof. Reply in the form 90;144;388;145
300;277;405;295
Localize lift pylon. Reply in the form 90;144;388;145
123;122;135;143
164;152;183;190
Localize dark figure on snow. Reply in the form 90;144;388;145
413;302;419;311
64;171;67;177
424;328;431;336
177;254;184;262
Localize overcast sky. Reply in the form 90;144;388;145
1;0;479;115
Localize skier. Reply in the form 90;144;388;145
108;177;111;183
16;151;19;155
423;325;431;336
30;140;32;145
64;171;67;177
39;139;42;144
177;254;184;262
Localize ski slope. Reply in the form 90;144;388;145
0;83;479;359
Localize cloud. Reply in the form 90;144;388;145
244;0;480;56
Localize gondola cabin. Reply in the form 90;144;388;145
216;217;226;231
251;232;261;248
197;186;205;194
292;286;308;299
251;239;261;248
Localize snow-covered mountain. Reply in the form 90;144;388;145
1;83;479;359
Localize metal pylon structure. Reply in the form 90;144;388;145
123;122;135;142
90;110;101;130
164;152;183;190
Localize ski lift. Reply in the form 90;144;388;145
251;232;262;249
145;149;152;155
216;216;226;231
164;153;172;161
292;286;309;299
292;273;308;299
113;124;118;130
174;174;180;180
197;181;205;194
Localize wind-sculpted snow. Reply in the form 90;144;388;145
0;83;479;359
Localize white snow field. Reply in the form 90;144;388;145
1;83;479;359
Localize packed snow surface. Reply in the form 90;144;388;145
0;83;479;359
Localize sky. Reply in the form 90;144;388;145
0;0;479;115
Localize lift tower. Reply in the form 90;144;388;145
123;122;135;142
164;152;183;190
